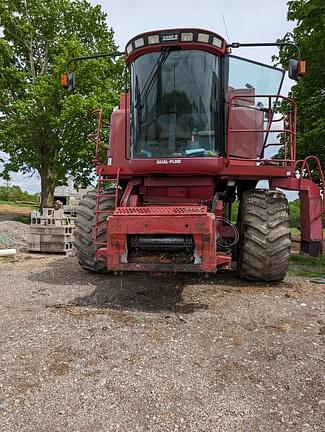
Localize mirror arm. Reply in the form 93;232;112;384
66;51;124;71
227;42;301;59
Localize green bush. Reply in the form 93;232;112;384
0;185;39;204
288;199;300;227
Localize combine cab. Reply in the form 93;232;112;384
67;28;324;280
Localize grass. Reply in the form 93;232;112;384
289;255;325;277
12;215;31;224
290;255;325;266
0;200;34;224
291;227;301;237
0;200;37;209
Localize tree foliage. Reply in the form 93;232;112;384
0;0;124;208
277;0;325;171
0;185;39;203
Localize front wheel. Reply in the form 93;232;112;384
238;189;291;282
73;189;115;272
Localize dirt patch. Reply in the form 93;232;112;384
0;256;324;431
0;203;33;223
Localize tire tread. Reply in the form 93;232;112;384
73;189;115;272
238;189;291;281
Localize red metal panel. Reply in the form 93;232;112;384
129;158;224;174
114;206;207;216
96;161;295;180
101;209;218;272
216;255;231;269
227;89;264;159
143;176;213;187
110;214;211;231
142;176;214;202
228;106;264;158
271;177;323;243
143;197;209;205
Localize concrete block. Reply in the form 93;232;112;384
31;211;41;218
28;242;41;251
39;241;72;252
37;234;72;243
42;208;55;217
68;217;76;225
28;221;74;253
54;218;69;226
28;240;73;253
28;233;41;243
30;226;73;235
53;209;65;219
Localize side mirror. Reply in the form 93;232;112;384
288;59;306;81
60;72;76;91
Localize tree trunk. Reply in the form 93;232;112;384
40;165;56;211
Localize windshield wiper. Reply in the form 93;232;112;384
135;47;172;110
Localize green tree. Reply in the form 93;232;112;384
277;0;325;171
0;0;124;209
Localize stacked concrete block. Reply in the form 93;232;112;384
62;189;91;223
28;208;74;253
62;205;78;217
28;188;93;253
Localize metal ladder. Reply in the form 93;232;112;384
94;167;121;246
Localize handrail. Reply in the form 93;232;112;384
88;109;108;165
295;155;325;212
115;168;121;209
227;94;297;167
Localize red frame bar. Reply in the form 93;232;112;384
296;156;325;211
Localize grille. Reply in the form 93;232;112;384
114;206;207;216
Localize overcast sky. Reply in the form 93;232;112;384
1;0;295;194
93;0;294;64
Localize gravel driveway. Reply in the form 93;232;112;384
0;254;324;431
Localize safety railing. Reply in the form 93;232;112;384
88;109;109;165
296;155;325;212
227;94;297;168
93;167;121;246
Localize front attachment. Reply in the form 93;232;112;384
97;206;231;272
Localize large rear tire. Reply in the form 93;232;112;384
74;189;115;272
238;189;291;282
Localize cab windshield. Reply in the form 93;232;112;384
131;50;221;158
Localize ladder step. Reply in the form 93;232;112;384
94;169;120;248
97;178;118;182
96;193;116;198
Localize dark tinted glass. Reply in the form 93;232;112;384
131;50;220;158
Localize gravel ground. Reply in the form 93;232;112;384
0;221;29;249
0;254;324;432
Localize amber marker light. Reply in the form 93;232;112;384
60;74;69;88
298;60;306;76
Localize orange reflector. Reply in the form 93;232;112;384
298;60;306;76
60;74;69;88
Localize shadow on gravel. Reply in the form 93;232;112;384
29;256;289;314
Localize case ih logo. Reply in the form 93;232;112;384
156;159;182;165
161;33;179;42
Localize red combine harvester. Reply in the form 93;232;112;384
64;28;324;281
